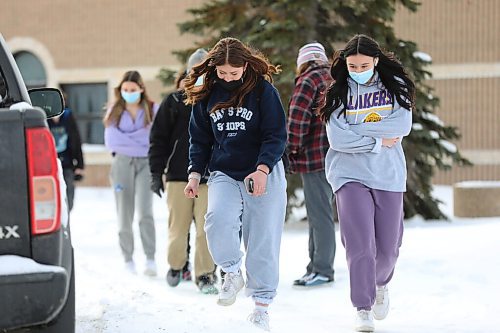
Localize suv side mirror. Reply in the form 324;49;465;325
28;88;64;118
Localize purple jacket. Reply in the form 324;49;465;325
104;103;159;157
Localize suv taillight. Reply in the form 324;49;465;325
26;127;61;235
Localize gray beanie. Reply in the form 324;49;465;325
187;48;208;73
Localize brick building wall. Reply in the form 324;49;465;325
1;0;205;100
394;0;500;183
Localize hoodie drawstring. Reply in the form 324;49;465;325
354;82;360;124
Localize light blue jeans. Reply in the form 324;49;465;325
204;162;287;304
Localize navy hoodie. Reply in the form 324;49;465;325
188;79;287;181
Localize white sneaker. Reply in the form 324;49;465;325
372;285;389;320
355;310;375;332
217;270;244;306
144;259;157;277
248;310;270;331
125;260;137;274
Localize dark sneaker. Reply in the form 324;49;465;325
166;268;181;287
197;274;219;294
219;269;226;285
293;272;313;286
182;262;192;281
293;273;333;287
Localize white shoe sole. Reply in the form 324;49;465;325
217;296;237;306
373;301;389;320
125;267;137;274
249;321;270;332
373;311;388;320
144;270;157;277
355;325;375;332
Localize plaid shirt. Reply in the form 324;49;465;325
287;63;332;173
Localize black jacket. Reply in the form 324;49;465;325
149;90;206;183
47;108;84;170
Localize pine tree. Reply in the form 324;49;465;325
164;0;471;220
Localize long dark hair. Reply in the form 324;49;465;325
320;34;415;122
184;37;280;113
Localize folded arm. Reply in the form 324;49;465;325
351;99;412;138
326;111;381;154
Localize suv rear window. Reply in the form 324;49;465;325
0;70;6;106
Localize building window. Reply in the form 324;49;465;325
61;83;107;144
13;51;47;89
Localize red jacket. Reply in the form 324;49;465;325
287;63;332;173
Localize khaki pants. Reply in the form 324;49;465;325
166;181;214;279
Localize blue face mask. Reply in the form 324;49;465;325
121;91;141;104
349;68;374;85
194;75;204;87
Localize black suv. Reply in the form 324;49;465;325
0;34;75;333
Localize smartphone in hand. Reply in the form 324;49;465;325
244;178;254;194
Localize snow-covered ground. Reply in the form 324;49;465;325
71;185;500;333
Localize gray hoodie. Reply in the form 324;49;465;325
325;72;412;192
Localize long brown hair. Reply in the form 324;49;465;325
103;70;154;127
184;37;280;113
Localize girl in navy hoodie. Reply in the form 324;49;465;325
183;37;287;331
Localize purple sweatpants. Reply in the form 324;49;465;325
336;182;404;309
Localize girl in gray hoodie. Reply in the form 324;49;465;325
320;34;415;333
